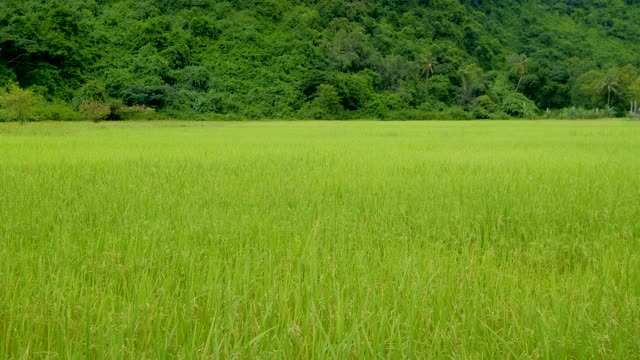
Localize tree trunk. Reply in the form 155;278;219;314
425;73;430;98
516;75;523;93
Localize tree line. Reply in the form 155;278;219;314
2;0;640;121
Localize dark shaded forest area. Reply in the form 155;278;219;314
2;0;640;120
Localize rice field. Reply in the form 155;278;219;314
1;120;640;358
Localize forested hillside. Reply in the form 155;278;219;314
2;0;640;120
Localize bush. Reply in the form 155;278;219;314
500;92;539;118
77;100;158;121
374;106;474;120
79;101;111;122
364;93;404;119
115;104;156;120
543;106;611;120
0;109;12;122
193;91;240;114
122;83;173;107
32;102;81;121
298;84;342;119
0;83;40;123
470;95;499;119
328;70;376;110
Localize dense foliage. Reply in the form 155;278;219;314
2;0;640;119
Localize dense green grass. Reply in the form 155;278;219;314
1;120;640;358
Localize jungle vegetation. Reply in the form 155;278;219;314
2;0;640;120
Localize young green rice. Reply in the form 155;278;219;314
1;120;639;358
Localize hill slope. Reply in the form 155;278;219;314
2;0;640;119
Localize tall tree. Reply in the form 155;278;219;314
457;64;488;108
507;54;528;93
421;57;437;97
597;70;621;109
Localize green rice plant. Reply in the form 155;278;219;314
0;120;639;358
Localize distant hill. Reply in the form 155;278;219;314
2;0;640;119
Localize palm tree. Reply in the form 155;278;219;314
457;64;488;108
507;54;528;93
421;57;437;97
458;66;474;103
597;71;621;109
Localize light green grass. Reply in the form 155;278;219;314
1;120;640;358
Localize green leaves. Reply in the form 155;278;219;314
573;65;640;113
0;82;40;123
2;0;640;118
299;84;342;119
500;92;539;118
323;21;378;72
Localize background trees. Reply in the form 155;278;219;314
2;0;640;119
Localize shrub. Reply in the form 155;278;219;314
0;83;40;123
545;106;611;120
122;83;172;107
0;109;12;122
376;106;474;120
193;91;240;114
328;70;376;110
470;95;499;119
500;92;539;118
79;101;111;122
32;102;81;121
314;84;343;115
299;84;342;119
364;93;404;119
76;99;158;122
115;104;156;120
